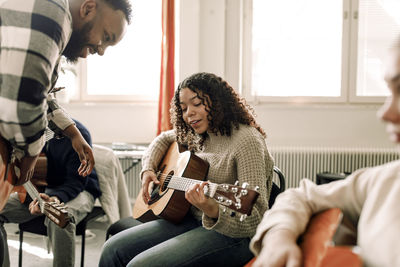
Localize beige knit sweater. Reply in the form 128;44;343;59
141;124;274;238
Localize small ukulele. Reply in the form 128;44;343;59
133;142;260;223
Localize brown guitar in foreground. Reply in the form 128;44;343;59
244;208;362;267
133;142;260;224
0;136;70;228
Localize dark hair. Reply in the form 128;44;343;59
102;0;132;24
171;72;266;151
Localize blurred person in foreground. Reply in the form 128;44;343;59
250;37;400;267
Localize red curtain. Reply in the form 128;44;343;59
157;0;175;135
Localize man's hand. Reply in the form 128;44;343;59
141;170;159;204
253;229;302;267
28;193;60;215
15;154;39;185
70;135;94;176
185;182;219;218
63;124;95;176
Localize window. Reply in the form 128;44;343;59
355;0;400;98
251;0;343;98
63;0;162;102
244;0;400;102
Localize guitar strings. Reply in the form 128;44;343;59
156;172;210;183
153;172;222;198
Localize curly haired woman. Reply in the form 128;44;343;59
99;72;274;267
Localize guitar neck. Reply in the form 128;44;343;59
167;176;217;197
22;180;70;228
23;180;45;213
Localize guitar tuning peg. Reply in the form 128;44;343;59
231;187;238;193
217;196;224;202
240;214;247;222
235;203;241;210
222;207;227;213
225;199;232;206
241;182;249;189
254;186;260;191
234;181;239;186
241;189;248;196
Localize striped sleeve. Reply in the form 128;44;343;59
47;93;74;137
0;0;72;156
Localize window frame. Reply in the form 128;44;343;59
347;0;388;103
241;0;388;104
74;59;158;103
64;0;163;104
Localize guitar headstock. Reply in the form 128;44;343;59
212;182;260;220
43;202;70;228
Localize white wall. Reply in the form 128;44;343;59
64;102;158;144
65;0;393;148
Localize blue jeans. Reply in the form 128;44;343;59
0;191;94;267
99;215;253;267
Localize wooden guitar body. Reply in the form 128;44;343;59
244;208;362;267
14;156;47;203
0;136;14;211
133;142;210;223
300;208;362;267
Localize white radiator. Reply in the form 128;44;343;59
114;150;144;201
270;146;400;189
116;146;400;200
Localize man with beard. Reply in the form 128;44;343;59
0;0;131;189
0;119;101;267
0;0;131;266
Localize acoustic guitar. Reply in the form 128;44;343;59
244;208;362;267
0;136;70;228
133;142;260;224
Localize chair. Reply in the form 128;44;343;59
105;166;286;240
18;206;105;267
269;166;286;208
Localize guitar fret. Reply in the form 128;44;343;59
168;176;204;192
23;181;44;213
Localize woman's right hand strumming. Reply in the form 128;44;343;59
141;170;160;204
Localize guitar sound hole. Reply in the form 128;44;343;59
148;169;173;204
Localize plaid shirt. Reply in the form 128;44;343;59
0;0;74;157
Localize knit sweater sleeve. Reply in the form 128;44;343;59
140;130;176;178
249;166;371;255
203;128;273;238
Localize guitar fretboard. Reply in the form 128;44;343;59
23;181;45;213
168;176;217;197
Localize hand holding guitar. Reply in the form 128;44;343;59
252;229;301;267
133;143;261;224
185;182;219;219
29;193;60;215
141;170;160;204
